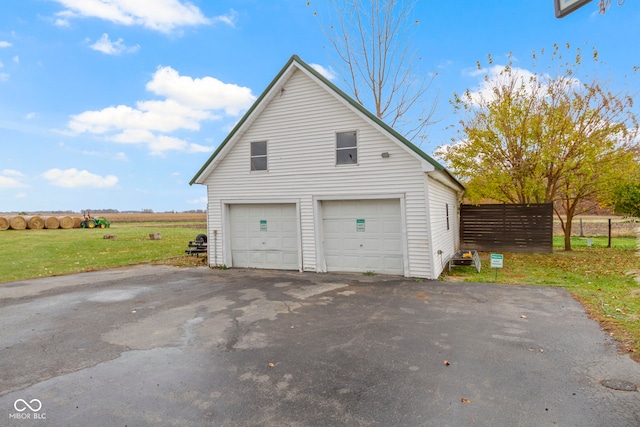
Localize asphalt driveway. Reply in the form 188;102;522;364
1;265;639;426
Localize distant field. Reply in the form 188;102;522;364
99;213;206;223
0;212;207;231
0;216;207;283
554;215;638;238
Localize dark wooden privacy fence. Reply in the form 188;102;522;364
460;203;553;253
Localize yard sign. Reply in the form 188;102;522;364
490;254;503;268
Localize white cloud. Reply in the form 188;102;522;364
67;66;251;155
187;143;212;153
15;192;27;199
461;68;481;78
0;177;24;188
0;170;28;188
109;129;212;156
188;196;207;204
58;142;131;161
12;56;19;63
434;138;475;163
69;100;214;134
78;149;130;161
147;135;191;155
310;63;337;81
89;33;140;55
54;11;72;27
52;0;228;33
2;169;25;177
146;66;255;115
464;64;582;106
211;10;238;27
42;168;118;188
26;112;36;119
464;65;545;105
0;41;11;48
114;151;128;161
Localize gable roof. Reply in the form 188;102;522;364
190;54;463;189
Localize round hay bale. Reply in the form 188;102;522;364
72;217;83;228
57;216;74;229
0;217;9;231
25;215;45;230
7;216;27;230
42;216;60;229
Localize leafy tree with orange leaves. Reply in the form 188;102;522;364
437;44;639;250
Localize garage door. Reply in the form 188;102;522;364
322;199;404;275
229;204;299;270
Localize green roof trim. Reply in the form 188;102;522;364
190;54;461;188
290;55;446;172
189;55;297;185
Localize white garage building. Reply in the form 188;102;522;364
190;55;464;279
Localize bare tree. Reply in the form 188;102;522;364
309;0;437;143
599;0;626;14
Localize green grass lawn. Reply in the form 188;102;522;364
0;223;206;283
445;236;640;360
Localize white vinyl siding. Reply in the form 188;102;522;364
202;67;458;278
428;174;461;277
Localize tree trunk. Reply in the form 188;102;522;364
563;217;572;251
563;200;579;251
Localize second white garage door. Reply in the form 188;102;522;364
321;199;404;275
229;204;299;270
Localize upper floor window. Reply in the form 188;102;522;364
251;141;267;171
336;131;357;165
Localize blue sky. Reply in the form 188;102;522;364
0;0;638;213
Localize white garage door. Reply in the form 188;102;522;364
229;204;299;270
322;199;404;275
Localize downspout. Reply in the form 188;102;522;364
213;229;217;266
423;173;436;279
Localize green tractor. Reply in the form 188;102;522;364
80;210;111;228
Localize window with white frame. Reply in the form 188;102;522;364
336;131;357;165
250;141;267;171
